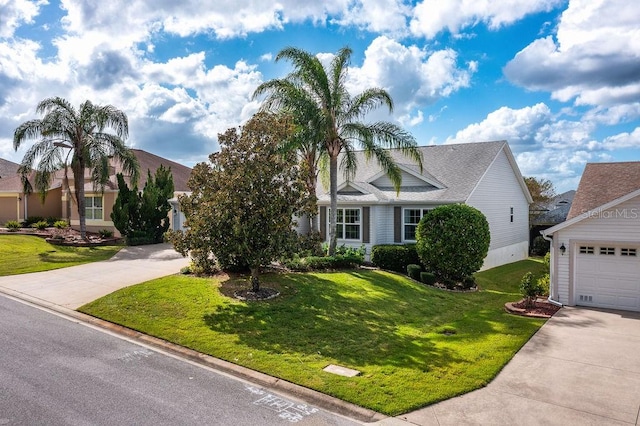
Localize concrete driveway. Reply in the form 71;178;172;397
0;243;189;309
387;307;640;425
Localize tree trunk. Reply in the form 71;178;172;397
74;163;87;241
328;153;338;256
250;267;260;292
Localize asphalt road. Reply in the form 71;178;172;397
0;295;360;426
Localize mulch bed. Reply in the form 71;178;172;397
0;227;120;247
505;298;561;318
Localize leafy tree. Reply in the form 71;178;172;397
253;46;423;255
111;165;174;245
13;97;139;240
168;112;304;292
525;176;556;213
416;204;490;284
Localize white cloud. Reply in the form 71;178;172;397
410;0;563;39
504;0;640;106
334;0;410;34
0;0;46;38
601;127;640;150
348;36;476;116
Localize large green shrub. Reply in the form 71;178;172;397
370;244;420;273
416;204;490;282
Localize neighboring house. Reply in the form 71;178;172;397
0;150;192;235
310;141;532;270
0;158;20;179
543;162;640;312
530;190;575;248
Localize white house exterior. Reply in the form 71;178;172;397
543;162;640;312
313;141;532;270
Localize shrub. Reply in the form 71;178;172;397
45;216;59;226
99;229;114;238
53;220;69;229
296;231;324;256
5;220;20;231
531;235;550;256
32;220;48;230
416;204;490;283
420;271;436;286
537;274;550;296
24;216;45;227
283;253;363;271
180;265;193;275
520;272;543;307
462;276;476;290
406;264;422;281
370;244;420;273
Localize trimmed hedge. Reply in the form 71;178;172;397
370;244;421;273
420;271;436;285
406;264;422;281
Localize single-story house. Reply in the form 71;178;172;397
530;190;575;249
0;149;192;236
543;162;640;312
308;140;533;270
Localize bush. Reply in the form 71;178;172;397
537;274;550;296
370;244;420;273
32;220;48;230
99;229;114;238
462;276;476;290
126;230;155;246
24;216;44;227
283;253;363;271
5;220;20;231
416;204;490;283
531;235;550;256
180;265;193;275
520;272;543;307
420;271;436;286
406;264;422;281
45;216;59;226
296;231;324;256
53;220;69;229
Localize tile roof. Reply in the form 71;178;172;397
0;158;20;179
567;162;640;220
317;141;508;204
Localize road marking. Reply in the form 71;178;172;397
246;385;318;423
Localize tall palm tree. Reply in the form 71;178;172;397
254;46;423;255
13;97;139;239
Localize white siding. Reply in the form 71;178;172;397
552;196;640;306
372;205;394;244
467;148;529;257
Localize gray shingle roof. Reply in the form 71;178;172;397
317;141;507;204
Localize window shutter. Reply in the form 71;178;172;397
394;206;402;243
362;206;370;244
320;206;327;241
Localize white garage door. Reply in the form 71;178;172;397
575;244;640;312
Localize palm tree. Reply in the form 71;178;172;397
254;46;423;255
13;97;139;240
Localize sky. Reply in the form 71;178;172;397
1;0;639;193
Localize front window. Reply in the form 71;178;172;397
403;208;431;241
85;196;103;220
331;208;361;240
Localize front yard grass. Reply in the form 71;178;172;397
79;259;547;415
0;235;121;276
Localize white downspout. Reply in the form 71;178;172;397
542;232;563;307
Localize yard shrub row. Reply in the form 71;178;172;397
370;244;420;273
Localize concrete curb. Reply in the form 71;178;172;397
0;286;387;424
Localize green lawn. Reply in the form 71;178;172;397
79;259;547;415
0;235;121;276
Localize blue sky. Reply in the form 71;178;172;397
1;0;639;192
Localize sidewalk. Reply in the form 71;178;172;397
0;243;189;309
